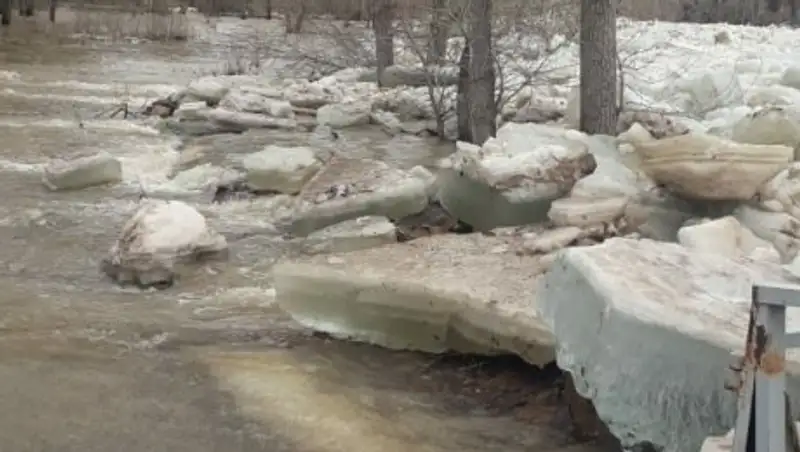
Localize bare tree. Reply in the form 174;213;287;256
263;0;572;142
465;0;496;145
373;0;394;85
0;0;10;25
284;0;307;33
427;0;449;65
578;0;617;135
18;0;33;17
456;43;472;141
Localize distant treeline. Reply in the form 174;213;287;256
51;0;799;25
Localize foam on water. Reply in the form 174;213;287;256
115;140;182;190
0;159;45;173
31;80;180;98
0;117;161;135
194;195;292;241
180;286;277;309
2;87;151;107
154;163;236;194
201;194;294;224
0;71;19;81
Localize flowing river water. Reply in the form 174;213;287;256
0;11;618;452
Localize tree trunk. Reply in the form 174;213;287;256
465;0;496;145
372;0;394;86
0;0;10;25
767;0;780;12
579;0;617;135
18;0;32;17
265;0;271;19
456;43;472;143
791;0;799;26
49;0;56;22
426;0;449;65
284;0;306;33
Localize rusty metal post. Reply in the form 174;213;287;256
730;283;800;452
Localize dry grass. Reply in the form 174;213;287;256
65;5;192;41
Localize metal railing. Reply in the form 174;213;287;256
730;283;800;452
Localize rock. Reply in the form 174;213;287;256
746;85;800;108
205;109;297;130
633;133;793;201
671;69;744;115
219;89;294;118
287;158;432;236
437;123;597;231
184;77;230;105
782;66;800;91
300;216;398;254
677;216;779;260
242;145;323;195
101;200;228;288
392;200;473;242
731;106;800;147
616;111;690;139
274;233;555;364
42;152;122;191
536;237;800;452
316;101;372;128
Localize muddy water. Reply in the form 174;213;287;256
0;12;612;452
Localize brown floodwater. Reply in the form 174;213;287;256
0;9;617;452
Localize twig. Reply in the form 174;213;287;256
109;102;129;119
